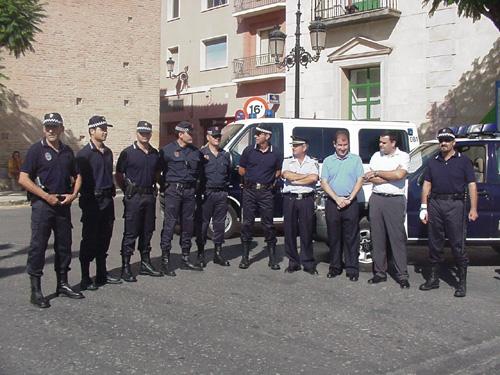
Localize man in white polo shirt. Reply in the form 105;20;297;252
364;131;410;288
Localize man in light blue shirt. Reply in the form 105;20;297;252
321;130;364;281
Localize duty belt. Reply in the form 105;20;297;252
93;188;114;198
284;192;315;200
166;182;195;190
430;192;465;201
244;182;272;190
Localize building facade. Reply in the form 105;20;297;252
289;0;498;139
160;0;286;146
0;0;161;181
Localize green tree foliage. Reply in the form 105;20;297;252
423;1;500;30
0;0;45;58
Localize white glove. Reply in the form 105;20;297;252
419;209;428;221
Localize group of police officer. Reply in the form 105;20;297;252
19;114;478;308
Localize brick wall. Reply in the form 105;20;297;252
0;0;161;170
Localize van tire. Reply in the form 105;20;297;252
358;218;373;273
207;204;238;240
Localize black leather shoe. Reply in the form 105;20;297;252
213;245;230;266
348;275;359;282
80;277;98;291
326;270;341;278
399;280;410;289
303;267;318;276
96;274;123;286
30;276;50;308
56;273;85;299
368;275;387;284
181;256;203;271
284;265;301;273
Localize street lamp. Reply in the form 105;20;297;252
166;57;188;81
269;0;326;118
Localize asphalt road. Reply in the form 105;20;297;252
1;203;500;374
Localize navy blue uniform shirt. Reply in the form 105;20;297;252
239;144;282;185
21;139;77;194
200;145;231;188
424;151;475;194
116;142;159;187
76;141;114;194
159;141;201;183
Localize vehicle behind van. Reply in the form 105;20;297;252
218;118;420;240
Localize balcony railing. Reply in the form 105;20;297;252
234;0;285;14
233;54;285;81
312;0;399;21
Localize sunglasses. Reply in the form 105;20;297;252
438;137;454;143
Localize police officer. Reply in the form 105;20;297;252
238;124;283;270
159;121;203;275
196;126;231;267
419;127;478;297
321;130;364;281
18;112;84;308
281;136;319;275
115;121;163;281
76;115;122;290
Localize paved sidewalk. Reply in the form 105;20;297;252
0;190;28;207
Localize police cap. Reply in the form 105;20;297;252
137;120;153;133
290;135;307;146
43;112;63;127
175;121;193;133
436;127;456;141
255;124;272;135
207;126;221;137
88;115;113;128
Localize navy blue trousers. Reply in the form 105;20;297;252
240;188;276;245
121;193;156;256
160;185;195;254
27;199;73;276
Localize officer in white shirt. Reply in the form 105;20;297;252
281;136;319;275
364;131;410;288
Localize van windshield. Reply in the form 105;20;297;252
220;123;244;148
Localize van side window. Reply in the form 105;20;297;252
457;145;487;183
358;129;410;163
292;127;348;162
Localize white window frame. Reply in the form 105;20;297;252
201;0;228;12
166;0;180;21
256;26;275;66
167;46;180;75
200;35;228;71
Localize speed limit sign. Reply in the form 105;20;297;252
243;97;269;119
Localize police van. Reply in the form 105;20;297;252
217;118;420;240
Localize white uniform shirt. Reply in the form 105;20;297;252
281;155;319;194
369;148;409;195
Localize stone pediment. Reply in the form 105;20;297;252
327;37;392;62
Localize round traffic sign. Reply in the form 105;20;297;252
243;97;269;119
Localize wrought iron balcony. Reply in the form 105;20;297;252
233;0;286;18
232;54;285;82
312;0;400;26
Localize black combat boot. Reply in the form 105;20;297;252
213;244;230;266
267;243;280;270
454;265;467;298
121;255;137;282
95;256;122;286
197;244;207;268
160;250;176;277
181;253;203;271
30;275;50;308
419;265;440;291
80;260;98;291
239;242;250;269
56;273;85;299
139;251;162;277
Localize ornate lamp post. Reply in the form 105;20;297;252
166;57;188;81
269;0;326;118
